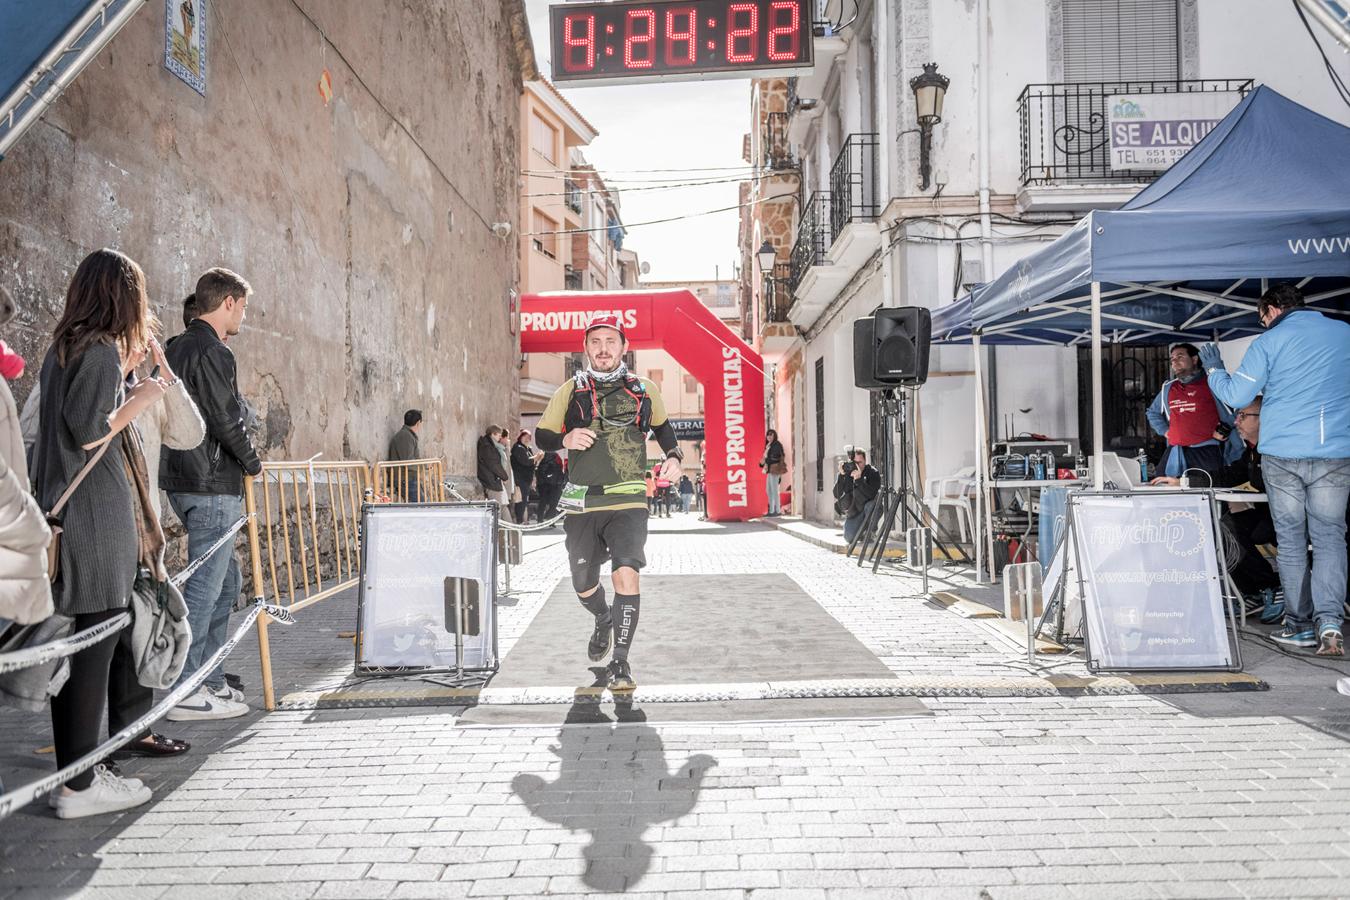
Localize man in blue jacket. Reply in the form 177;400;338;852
1201;284;1350;657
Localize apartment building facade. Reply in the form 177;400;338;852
741;0;1350;522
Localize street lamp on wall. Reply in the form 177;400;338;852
756;239;776;274
908;62;949;192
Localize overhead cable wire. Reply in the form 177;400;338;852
286;0;502;232
1292;0;1350;109
523;192;799;236
520;164;761;175
523;172;779;198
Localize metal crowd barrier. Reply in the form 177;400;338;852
372;458;447;504
244;460;372;710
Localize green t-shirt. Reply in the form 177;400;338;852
538;377;668;513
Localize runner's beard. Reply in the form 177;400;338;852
584;348;628;383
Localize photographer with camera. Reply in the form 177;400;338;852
833;446;881;544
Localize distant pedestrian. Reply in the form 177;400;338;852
387;409;423;501
511;430;542;524
535;449;564;524
678;474;694;513
761;428;786;517
476;424;510;516
644;472;657;515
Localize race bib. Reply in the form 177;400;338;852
560;482;587;512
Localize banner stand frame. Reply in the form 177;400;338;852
353;501;500;686
1033;488;1243;674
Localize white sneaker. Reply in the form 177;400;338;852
166;688;248;721
208;683;245;704
49;765;143;809
53;765;151;819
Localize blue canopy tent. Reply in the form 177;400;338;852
929;86;1350;577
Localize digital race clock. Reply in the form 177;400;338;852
550;0;815;86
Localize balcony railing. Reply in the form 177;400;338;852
828;133;879;236
762;111;793;170
564;179;583;213
1018;79;1253;185
763;262;793;324
790;191;831;291
564;268;582;290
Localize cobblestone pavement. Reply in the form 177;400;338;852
2;515;1349;899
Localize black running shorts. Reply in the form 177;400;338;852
563;507;649;592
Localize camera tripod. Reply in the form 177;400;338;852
847;389;970;574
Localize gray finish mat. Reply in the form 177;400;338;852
456;695;928;726
493;573;897;687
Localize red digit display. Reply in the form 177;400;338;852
664;7;698;67
624;8;656;68
726;3;758;64
551;0;812;84
766;1;800;61
561;13;596;72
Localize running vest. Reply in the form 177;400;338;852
1165;377;1221;447
562;372;653;435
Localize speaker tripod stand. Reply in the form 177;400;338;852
847;390;970;574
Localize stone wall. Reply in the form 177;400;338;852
0;0;530;481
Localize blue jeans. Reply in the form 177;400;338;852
1262;456;1350;633
169;492;244;690
844;498;877;544
766;473;781;514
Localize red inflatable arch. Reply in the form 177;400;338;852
520;290;767;522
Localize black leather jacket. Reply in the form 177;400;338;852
160;320;261;495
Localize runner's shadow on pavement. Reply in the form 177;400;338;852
511;679;717;892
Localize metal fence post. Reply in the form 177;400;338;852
905;526;933;596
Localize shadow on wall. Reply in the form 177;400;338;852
512;686;717;892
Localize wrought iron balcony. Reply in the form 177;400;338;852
790;191;831;291
763;262;793;324
1018;79;1253;185
828;133;880;236
762;111;793;170
564;269;582;290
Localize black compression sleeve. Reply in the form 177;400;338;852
536;428;564;452
651;421;679;455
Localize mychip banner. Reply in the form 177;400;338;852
1070;492;1234;671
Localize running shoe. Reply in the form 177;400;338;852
588;616;614;662
1316;626;1344;658
1270;624;1317;649
1258;589;1285;624
607;658;636;691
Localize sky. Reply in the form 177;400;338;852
525;0;752;283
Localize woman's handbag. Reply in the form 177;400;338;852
44;440;113;584
129;566;190;690
768;460;788;476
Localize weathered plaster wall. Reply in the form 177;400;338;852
0;0;526;478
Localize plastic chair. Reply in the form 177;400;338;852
924;466;975;542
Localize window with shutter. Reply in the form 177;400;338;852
1062;0;1180;83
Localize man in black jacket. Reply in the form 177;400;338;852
388;409;423;501
833;448;881;544
163;268;261;722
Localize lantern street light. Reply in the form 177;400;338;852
756;239;777;273
908;62;949;191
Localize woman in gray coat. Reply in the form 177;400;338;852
31;249;169;819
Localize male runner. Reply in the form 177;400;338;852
535;314;682;690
